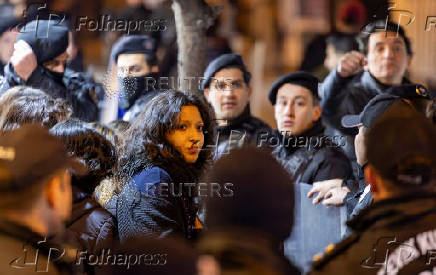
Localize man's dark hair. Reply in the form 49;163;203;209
357;20;412;56
0;86;72;132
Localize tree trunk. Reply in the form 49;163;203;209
172;0;221;95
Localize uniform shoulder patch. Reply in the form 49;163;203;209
311;233;360;270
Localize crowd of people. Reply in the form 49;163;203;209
0;4;435;275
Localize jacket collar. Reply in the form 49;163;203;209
361;71;410;94
216;104;252;131
347;192;436;232
277;119;325;154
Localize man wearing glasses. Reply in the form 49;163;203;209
201;54;270;158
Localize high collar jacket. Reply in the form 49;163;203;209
311;193;436;275
271;120;352;184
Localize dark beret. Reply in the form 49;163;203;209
268;71;319;105
0;4;19;36
201;53;251;90
17;20;69;64
110;35;156;63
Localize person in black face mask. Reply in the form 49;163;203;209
0;20;102;122
110;35;160;121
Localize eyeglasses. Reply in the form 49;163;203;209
211;79;245;91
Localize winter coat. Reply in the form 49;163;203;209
0;63;103;122
67;187;116;256
270;120;352;184
214;105;271;158
310;193;436;275
117;166;199;242
320;70;411;161
0;218;76;274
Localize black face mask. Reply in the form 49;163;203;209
118;72;159;110
45;68;65;84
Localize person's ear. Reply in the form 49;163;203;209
363;56;369;71
44;175;61;209
364;164;379;194
247;85;252;98
151;65;158;73
204;88;210;102
312;105;322;122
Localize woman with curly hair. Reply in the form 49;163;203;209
116;90;215;241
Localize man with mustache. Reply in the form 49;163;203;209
202;53;270;158
321;20;415;176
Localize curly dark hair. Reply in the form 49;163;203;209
50;119;117;194
0;86;72;132
117;90;215;190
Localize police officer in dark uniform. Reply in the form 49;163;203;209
201;53;271;158
265;71;352;184
0;125;85;274
110;35;161;121
311;102;436;275
0;20;103;122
